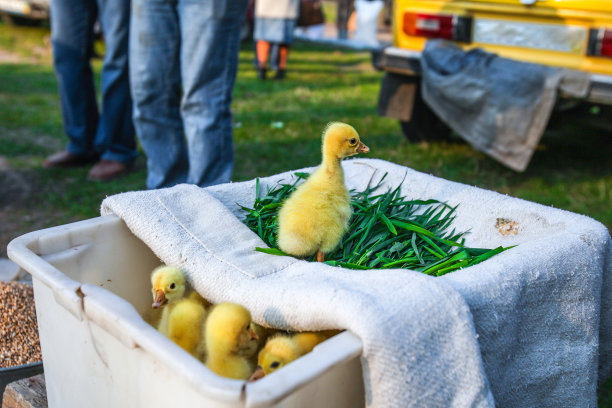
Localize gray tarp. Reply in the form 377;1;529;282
421;40;590;171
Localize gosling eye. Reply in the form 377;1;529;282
270;361;280;369
246;323;250;330
169;282;176;290
349;138;357;145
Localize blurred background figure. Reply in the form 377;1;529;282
129;1;249;189
353;0;384;46
254;0;300;80
336;0;353;40
295;0;326;40
45;0;137;181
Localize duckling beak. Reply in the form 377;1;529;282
152;290;167;309
357;141;370;154
248;366;265;382
250;326;259;340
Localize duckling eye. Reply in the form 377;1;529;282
270;361;280;369
349;138;357;145
169;283;176;290
246;323;250;330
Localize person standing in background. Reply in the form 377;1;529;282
129;1;249;189
336;0;353;40
295;0;326;40
45;0;137;181
254;0;300;80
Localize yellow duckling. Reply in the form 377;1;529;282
248;331;338;381
277;122;369;262
293;330;339;352
150;265;208;360
151;265;209;309
204;302;259;380
240;322;271;362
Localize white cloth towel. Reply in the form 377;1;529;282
101;158;611;407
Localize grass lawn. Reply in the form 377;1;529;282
0;21;611;404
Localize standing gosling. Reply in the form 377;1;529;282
277;122;369;262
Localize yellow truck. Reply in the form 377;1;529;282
374;0;612;141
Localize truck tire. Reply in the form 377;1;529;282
399;94;452;143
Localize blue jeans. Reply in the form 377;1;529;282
130;0;248;189
50;0;137;165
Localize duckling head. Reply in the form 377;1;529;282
207;302;259;353
259;336;301;374
249;335;301;381
150;265;187;309
322;122;370;162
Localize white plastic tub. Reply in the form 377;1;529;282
7;215;365;408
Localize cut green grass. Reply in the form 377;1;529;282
241;172;512;275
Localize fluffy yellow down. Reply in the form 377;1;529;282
204;302;259;380
255;331;339;377
277;122;369;261
150;265;208;360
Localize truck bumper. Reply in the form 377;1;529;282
0;0;49;19
373;46;612;106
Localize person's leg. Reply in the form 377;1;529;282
337;0;353;40
130;0;187;189
275;44;289;79
179;0;248;187
256;39;270;79
49;0;99;159
94;0;137;165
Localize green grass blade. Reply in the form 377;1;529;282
467;246;515;266
255;247;290;256
422;245;445;259
420;234;447;257
378;212;397;235
436;259;470;276
411;233;424;264
391;219;435;237
422;250;469;275
382;256;419;268
337;261;370;270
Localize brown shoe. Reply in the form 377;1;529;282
43;150;99;168
87;160;131;182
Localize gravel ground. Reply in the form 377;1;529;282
0;281;41;368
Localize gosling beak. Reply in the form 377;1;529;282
248;366;265;382
357;141;370;154
152;290;167;309
250;326;259;340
